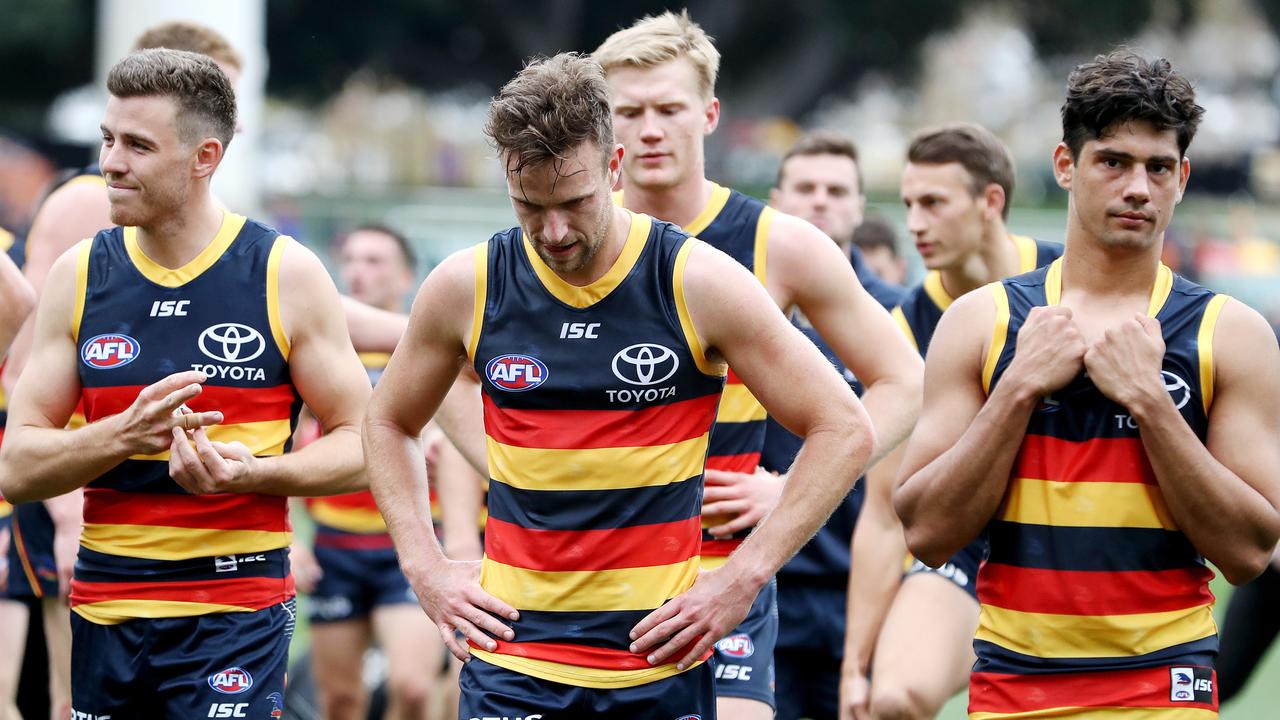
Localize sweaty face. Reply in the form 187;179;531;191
771;153;864;245
340;230;414;311
1058;120;1187;252
901;162;987;272
607;57;716;192
507;142;620;278
99;94;195;228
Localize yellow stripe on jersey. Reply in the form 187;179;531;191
131;419;293;461
468;242;488;362
124;211;246;288
470;648;699;690
976;604;1216;659
0;227;13;252
998;478;1178;530
480;556;699;612
923;271;954;312
358;352;392;369
891;306;918;352
486;434;709;491
72;238;93;342
716;382;766;423
80;524;291;561
309;502;386;534
753;207;774;285
73;600;262;626
63;174;107;190
1148;264;1174;317
683;184;732;236
970;707;1219;720
699;555;729;571
673;239;725;377
983;282;1011;395
266;235;292;359
0;500;10;519
522;212;649;309
1197;294;1229;415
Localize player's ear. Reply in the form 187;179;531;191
193;137;224;180
1052;143;1074;191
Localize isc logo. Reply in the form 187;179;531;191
715;633;755;658
560;322;600;339
207;703;248;718
208;667;253;694
81;334;140;369
486;354;549;392
149;300;190;317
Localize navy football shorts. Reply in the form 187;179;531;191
7;502;58;599
70;599;295;719
306;531;416;624
459;655;715;719
904;536;984;599
711;576;777;708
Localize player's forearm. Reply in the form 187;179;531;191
437;442;485;560
858;371;922;465
895;380;1037;566
843;465;907;673
0;420;129;503
434;378;488;476
0;262;34;356
725;418;873;591
342;295;408;353
44;488;84;530
251;425;366;496
365;417;449;580
1133;396;1280;584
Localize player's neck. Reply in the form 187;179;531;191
938;224;1017;297
1061;235;1163;303
135;193;225;269
622;175;713;230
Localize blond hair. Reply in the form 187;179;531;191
592;10;720;98
133;21;243;73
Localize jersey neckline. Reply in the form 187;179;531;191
521;211;650;309
123;210;246;288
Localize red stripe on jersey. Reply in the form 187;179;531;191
483;393;718;450
307;490;379;511
81;384;296;425
479;638;711;671
970;666;1217;713
83;488;288;532
314;532;394;550
1014;435;1157;485
726;368;743;385
977;562;1215;616
704;452;760;473
484;516;701;572
70;575;294;609
700;538;740;557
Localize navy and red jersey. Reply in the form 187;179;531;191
467;211;726;688
71;211;301;624
894;235;1061;356
971;258;1224;717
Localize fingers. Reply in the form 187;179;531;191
471;588;520;623
438;622;471;662
702;469;739;485
628;601;679;651
170;427;215;493
142;370;208;402
449;612;500;653
701;499;749;517
458;596;516;641
179;410;224;430
673;631;714;670
700;485;741;503
708;511;760;537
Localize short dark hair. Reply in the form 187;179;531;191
484;52;614;174
1062;50;1204;159
852;215;899;258
343;224;417;272
907;123;1015;220
133;21;243;73
776;131;863;195
106;48;237;147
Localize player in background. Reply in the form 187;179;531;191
594;15;922;717
895;51;1280;718
842;123;1061;720
852;217;907;289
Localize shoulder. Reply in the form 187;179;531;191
1213;297;1277;358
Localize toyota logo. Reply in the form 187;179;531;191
612;343;679;386
1162;370;1192;410
198;323;266;363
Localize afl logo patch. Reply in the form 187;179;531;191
486;354;549;392
208;666;253;694
716;633;755;658
81;333;140;369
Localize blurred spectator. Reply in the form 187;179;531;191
852;215;907;287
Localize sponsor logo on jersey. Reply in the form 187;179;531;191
267;692;284;718
612;343;679;386
199;323;266;363
208;666;253;694
1169;666;1213;703
81;333;140;369
675;716;703;720
1162;370;1192;410
486;354;548;392
716;633;755;658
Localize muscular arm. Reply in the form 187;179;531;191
0;251;34;356
1125;303;1280;584
436;433;486;561
342;295;409;353
250;242;371;495
770;214;923;462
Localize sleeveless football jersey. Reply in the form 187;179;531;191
894;235;1061;356
970;258;1223;718
71;211;301;624
468;211;726;689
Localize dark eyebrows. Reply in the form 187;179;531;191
1093;147;1178;166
